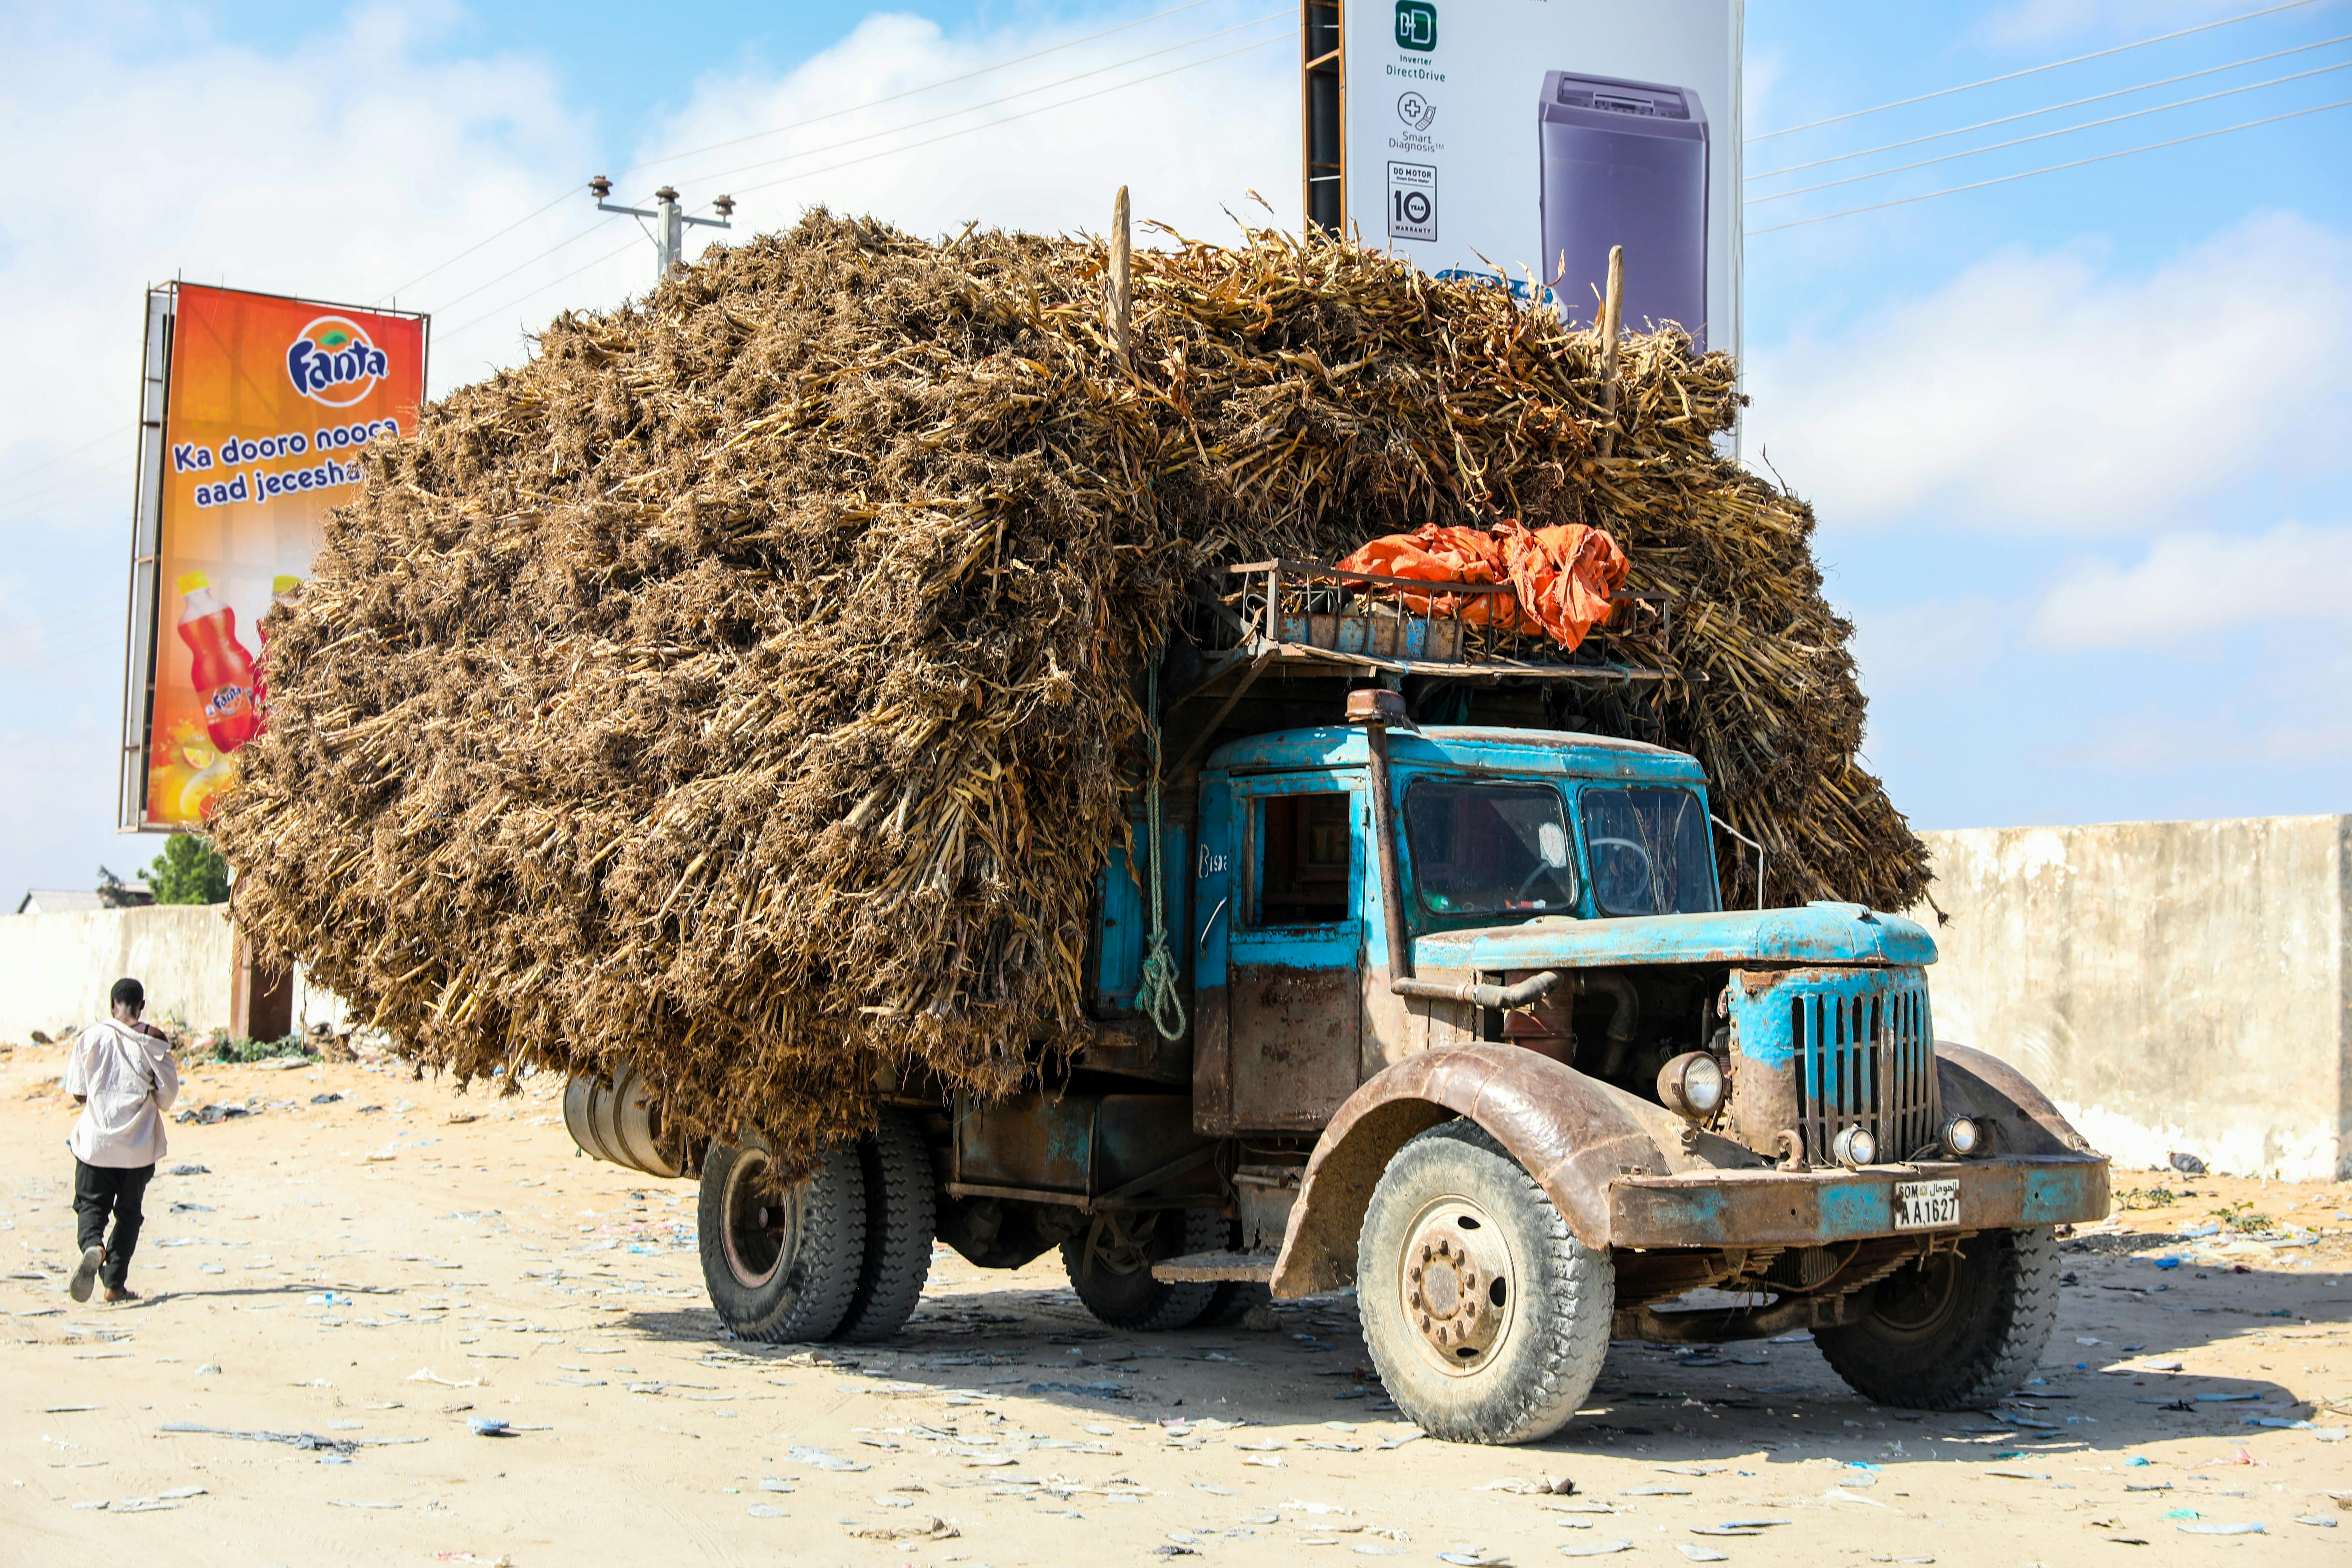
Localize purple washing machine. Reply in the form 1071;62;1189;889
1538;72;1709;349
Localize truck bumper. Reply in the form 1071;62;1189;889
1608;1153;2109;1250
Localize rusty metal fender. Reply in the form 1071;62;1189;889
1935;1040;2101;1160
1268;1043;1721;1297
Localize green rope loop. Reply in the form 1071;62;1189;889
1137;659;1188;1043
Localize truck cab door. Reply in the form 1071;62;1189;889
1193;771;1365;1132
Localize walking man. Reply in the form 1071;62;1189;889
64;978;180;1304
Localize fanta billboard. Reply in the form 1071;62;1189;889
124;284;426;829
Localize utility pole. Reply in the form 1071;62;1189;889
588;177;735;281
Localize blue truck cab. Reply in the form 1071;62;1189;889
646;561;2108;1445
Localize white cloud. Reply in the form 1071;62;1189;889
0;3;600;469
1848;594;2010;693
2030;519;2352;650
1744;212;2352;536
627;6;1296;262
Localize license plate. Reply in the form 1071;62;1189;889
1893;1177;1960;1230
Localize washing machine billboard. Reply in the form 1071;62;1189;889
1340;0;1741;355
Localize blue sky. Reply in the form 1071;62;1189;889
0;0;2345;903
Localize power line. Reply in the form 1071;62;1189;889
434;31;1291;350
1746;32;2352;181
424;215;625;316
2;631;130;681
1746;58;2352;205
0;456;133;520
0;592;124;643
0;426;134;492
0;611;117;652
726;33;1290;202
375;188;581;305
1747;96;2351;234
434;236;646;348
0;465;134;528
1746;0;2324;142
677;10;1288;191
0;625;120;673
625;0;1230;173
377;0;1233;312
419;12;1281;331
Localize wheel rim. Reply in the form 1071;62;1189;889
720;1148;790;1289
1866;1249;1967;1342
1079;1211;1160;1280
1397;1195;1518;1377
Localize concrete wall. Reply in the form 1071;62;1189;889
1913;816;2350;1182
0;906;347;1041
0;905;235;1039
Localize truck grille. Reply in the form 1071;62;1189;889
1788;975;1937;1163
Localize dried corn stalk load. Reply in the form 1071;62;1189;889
211;211;1926;1159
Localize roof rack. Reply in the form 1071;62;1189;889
1161;559;1673;776
1215;557;1672;683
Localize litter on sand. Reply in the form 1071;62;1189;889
787;1445;870;1472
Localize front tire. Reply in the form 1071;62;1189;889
698;1134;866;1343
1062;1208;1225;1331
1358;1121;1612;1446
1815;1226;2060;1408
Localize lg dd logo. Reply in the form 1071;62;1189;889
1394;0;1436;51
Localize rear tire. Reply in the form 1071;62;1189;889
1815;1226;2060;1409
833;1108;937;1343
1062;1208;1225;1331
1358;1120;1612;1446
698;1134;866;1344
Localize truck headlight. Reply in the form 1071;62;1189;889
1940;1116;1984;1158
1657;1052;1725;1119
1831;1124;1877;1169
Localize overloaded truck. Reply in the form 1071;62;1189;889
565;558;2109;1445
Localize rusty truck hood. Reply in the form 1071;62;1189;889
1411;901;1938;970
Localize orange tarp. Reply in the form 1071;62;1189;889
1332;520;1629;650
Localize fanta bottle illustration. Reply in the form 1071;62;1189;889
176;571;260;753
254;573;301;717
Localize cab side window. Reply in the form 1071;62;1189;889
1250;792;1351;926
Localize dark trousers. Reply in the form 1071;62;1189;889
72;1159;154;1289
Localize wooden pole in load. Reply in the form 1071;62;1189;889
1598;243;1624;459
1110;186;1133;368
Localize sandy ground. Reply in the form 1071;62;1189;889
2;1039;2348;1568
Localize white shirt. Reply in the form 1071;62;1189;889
62;1019;180;1168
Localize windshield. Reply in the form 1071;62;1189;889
1581;786;1718;916
1404;779;1577;916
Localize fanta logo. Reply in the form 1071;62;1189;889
286;317;389;408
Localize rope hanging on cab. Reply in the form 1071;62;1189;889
1137;659;1189;1043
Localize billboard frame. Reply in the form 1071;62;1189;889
117;280;430;834
1302;0;1345;234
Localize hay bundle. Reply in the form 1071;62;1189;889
211;211;1925;1156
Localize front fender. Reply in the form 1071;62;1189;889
1267;1044;1756;1297
1937;1041;2100;1160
